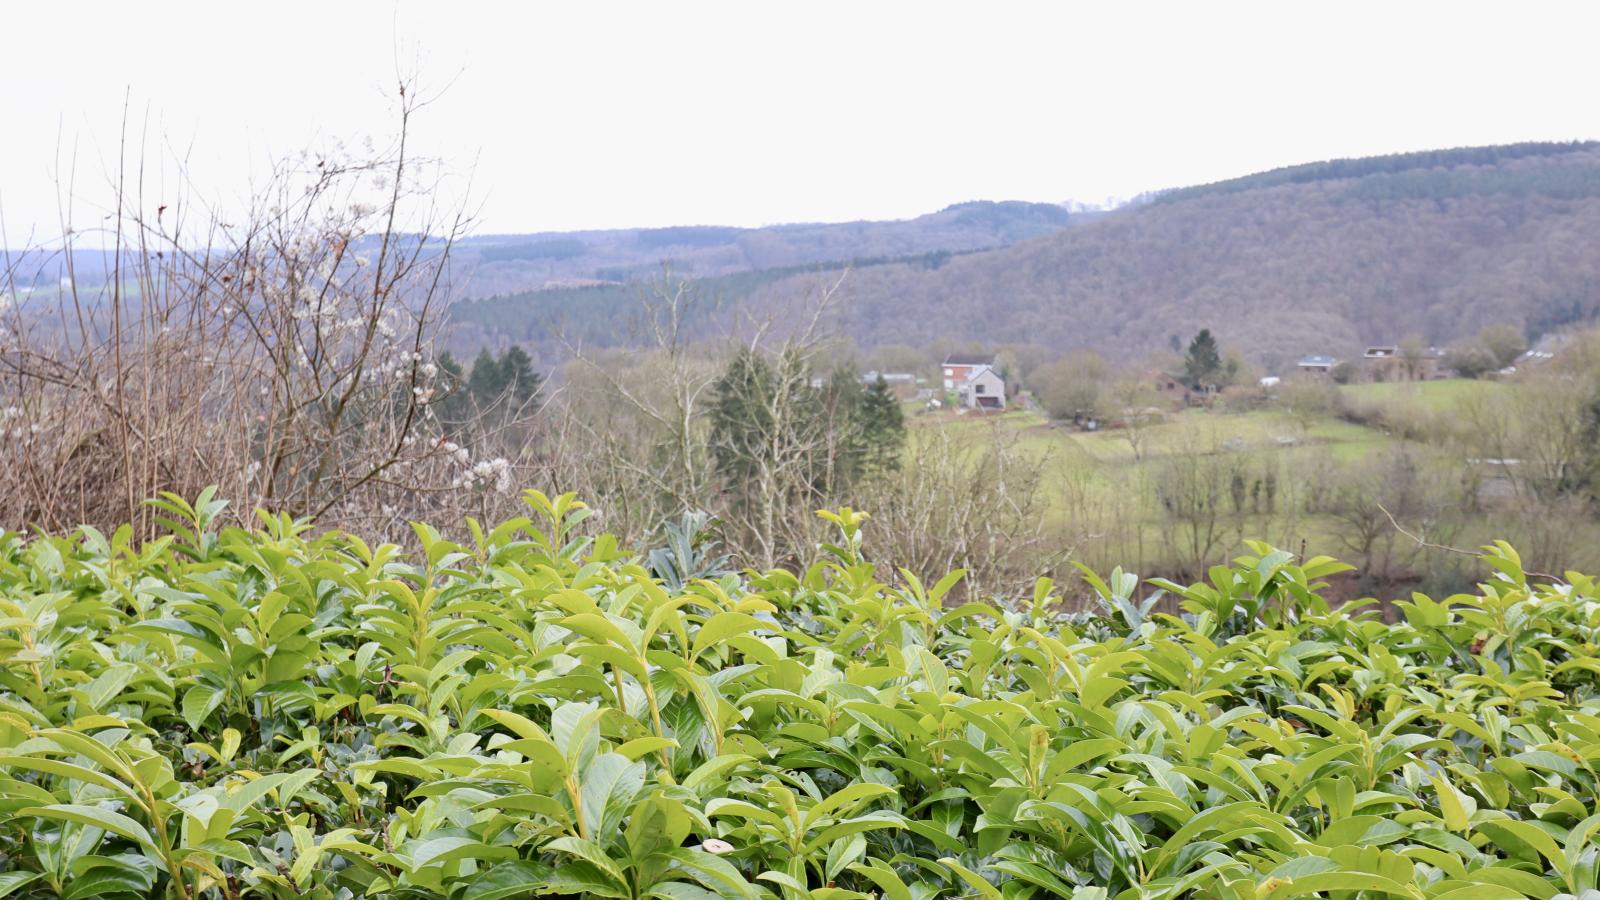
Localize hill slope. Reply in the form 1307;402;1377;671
449;200;1076;298
737;142;1600;371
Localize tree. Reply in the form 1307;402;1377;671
857;375;906;476
1278;376;1338;432
434;352;470;427
1108;376;1161;461
1033;351;1110;421
1399;336;1430;381
1445;342;1498;379
499;345;542;406
1182;330;1224;390
1479;324;1527;368
467;349;504;407
710;349;785;486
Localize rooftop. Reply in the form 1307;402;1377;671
943;353;996;366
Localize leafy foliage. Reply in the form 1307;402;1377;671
3;494;1600;898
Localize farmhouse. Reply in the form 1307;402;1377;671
942;353;1006;410
1150;370;1192;407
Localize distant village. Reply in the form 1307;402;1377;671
857;333;1570;423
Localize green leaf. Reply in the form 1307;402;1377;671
939;857;1001;899
462;861;557;900
580;753;645;840
0;755;142;805
18;805;157;856
0;872;42;899
692;612;763;659
181;685;225;732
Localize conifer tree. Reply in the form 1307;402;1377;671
1182;329;1223;390
857;375;906;476
467;349;503;408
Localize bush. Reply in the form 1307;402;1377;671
0;493;1596;898
1446;342;1500;379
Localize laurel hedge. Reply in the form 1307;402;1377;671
1;490;1597;899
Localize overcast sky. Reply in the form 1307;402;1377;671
5;1;1599;242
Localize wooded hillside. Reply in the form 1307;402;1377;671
742;142;1600;371
453;142;1600;372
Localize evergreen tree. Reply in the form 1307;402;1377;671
435;351;470;427
467;349;503;408
437;351;465;385
857;375;906;476
1182;329;1223;390
709;353;907;513
709;349;780;486
499;345;541;405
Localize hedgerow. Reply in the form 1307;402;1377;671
1;489;1598;899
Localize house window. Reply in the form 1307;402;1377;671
974;384;986;395
943;368;953;377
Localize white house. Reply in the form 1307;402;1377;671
958;365;1005;410
941;353;1006;410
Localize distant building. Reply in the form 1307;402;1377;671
959;365;1006;410
1259;375;1281;389
942;353;996;390
1150;370;1192;407
942;354;1006;410
1361;345;1445;382
1297;355;1339;376
862;370;920;400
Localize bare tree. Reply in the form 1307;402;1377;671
0;76;515;537
859;419;1062;599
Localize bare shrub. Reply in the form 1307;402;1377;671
858;421;1061;599
0;80;525;537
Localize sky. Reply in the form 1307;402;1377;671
4;1;1600;243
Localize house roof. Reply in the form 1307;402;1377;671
1363;346;1399;357
1298;355;1339;366
943;353;996;366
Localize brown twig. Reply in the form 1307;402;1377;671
1378;502;1562;583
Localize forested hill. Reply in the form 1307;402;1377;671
735;141;1600;372
451;141;1600;370
448;200;1076;298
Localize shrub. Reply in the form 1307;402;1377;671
0;492;1597;898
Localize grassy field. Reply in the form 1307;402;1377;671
913;380;1600;584
910;398;1423;576
1339;376;1506;412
